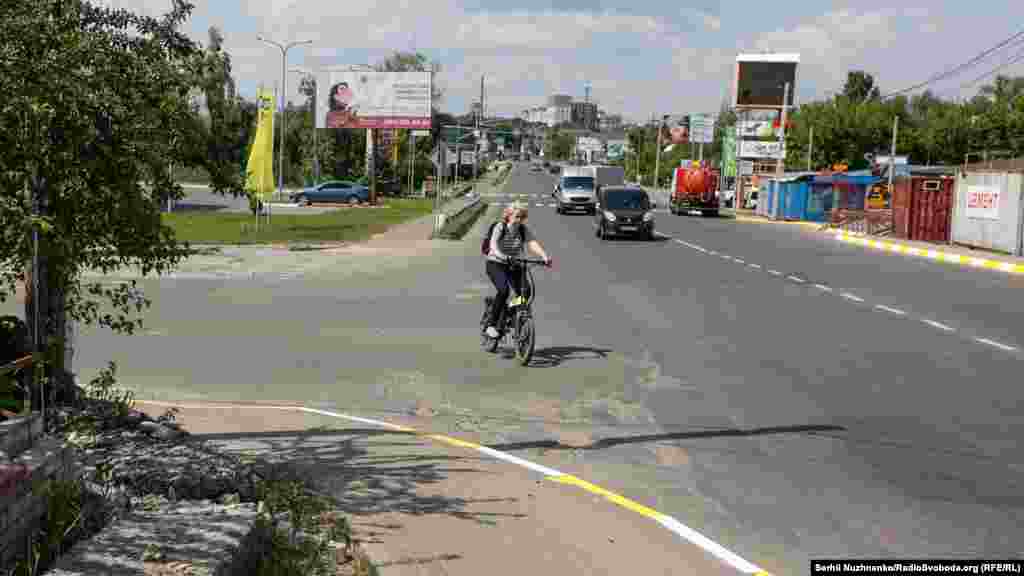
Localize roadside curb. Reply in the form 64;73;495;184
734;215;823;230
832;231;1024;275
135;400;771;576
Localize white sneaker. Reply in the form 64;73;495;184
485;326;499;338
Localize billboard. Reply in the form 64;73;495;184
733;53;799;108
690;114;716;144
576;136;604;152
663;115;689;144
316;69;432;129
738;119;780;139
606;140;629;160
739;140;785;159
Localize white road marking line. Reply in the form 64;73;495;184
786;275;805;283
768;269;782;276
708;250;719;256
840;292;865;303
548;203;557;207
975;337;1018;352
535;203;544;207
734;258;745;264
874;304;906;316
748;263;761;269
922;319;955;332
813;283;832;292
720;254;732;260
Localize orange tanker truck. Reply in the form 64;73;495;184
669;163;720;217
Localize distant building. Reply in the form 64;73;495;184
572;102;598;130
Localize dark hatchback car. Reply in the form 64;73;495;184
594;186;657;241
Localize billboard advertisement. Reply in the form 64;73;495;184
606;140;629;160
316;69;432;129
690;114;716;144
738;119;780;138
576;136;604;152
739;140;786;159
733;53;799;108
663;115;689;144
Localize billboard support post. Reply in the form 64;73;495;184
776;82;790;178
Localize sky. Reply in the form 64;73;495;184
104;1;1024;123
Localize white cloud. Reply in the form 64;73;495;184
80;2;972;122
702;12;722;32
751;9;900;99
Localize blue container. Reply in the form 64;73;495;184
783;181;810;220
764;181;778;218
806;182;831;222
771;181;786;219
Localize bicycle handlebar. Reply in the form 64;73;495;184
508;256;553;267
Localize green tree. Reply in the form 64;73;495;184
842;70;881;103
0;0;245;401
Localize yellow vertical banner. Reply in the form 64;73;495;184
246;89;276;202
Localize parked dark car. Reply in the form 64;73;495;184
594;186;657;241
290;180;370;205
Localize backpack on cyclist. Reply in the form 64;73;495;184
481;221;525;256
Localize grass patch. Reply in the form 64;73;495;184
163;198;433;245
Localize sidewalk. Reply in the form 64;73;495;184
134;400;748;576
831;230;1024;275
731;211;1024;275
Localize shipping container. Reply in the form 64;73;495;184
892;175;955;243
951;170;1024;256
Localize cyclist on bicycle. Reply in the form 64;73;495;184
484;203;551;339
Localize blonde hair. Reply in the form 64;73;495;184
512;202;529;219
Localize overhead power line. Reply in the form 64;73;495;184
881;28;1024;99
951;45;1024;94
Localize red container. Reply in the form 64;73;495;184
892;176;954;242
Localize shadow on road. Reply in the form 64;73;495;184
192;427;520;527
485;423;847;452
522;346;613;368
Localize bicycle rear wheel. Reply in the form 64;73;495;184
514;310;535;366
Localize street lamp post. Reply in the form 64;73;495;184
289;67;319;185
258;36;312;223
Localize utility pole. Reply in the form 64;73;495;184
888;115;899;199
654;114;666;189
776;82;790;178
258;36;312;220
808;125;814;171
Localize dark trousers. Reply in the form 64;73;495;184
485;260;524;329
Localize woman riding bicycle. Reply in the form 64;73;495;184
484;203;551;339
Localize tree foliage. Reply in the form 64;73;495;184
783;72;1024;171
0;0;246;368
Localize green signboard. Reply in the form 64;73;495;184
722;131;736;178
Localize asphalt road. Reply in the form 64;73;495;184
13;163;1022;574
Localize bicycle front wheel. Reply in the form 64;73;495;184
481;299;499;353
514;311;535;366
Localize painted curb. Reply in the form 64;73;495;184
833;231;1024;275
136;400;770;575
734;215;823;230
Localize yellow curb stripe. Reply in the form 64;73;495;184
834;231;1023;275
547;474;663;520
426;433;483;450
131;400;770;574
